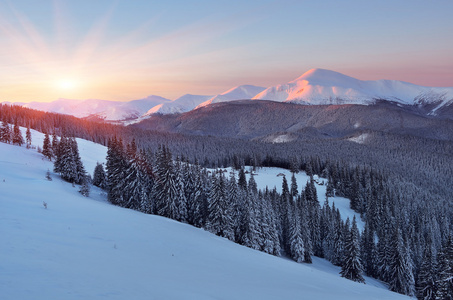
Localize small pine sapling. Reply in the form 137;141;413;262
46;169;52;181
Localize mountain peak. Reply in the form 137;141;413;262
292;68;359;86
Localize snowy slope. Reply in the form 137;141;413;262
0;133;410;300
144;94;213;115
195;85;266;109
253;68;453;107
16;95;171;121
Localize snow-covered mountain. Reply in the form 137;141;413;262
144;94;213;115
195;85;266;109
5;68;453;121
253;68;453;108
0;129;410;300
19;95;171;121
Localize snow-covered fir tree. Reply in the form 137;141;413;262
388;227;415;296
435;235;453;300
106;137;127;206
79;176;90;197
340;216;365;283
416;244;437;300
25;125;32;148
92;162;107;189
42;133;52;160
289;209;305;263
12;122;24;146
53;136;86;184
206;171;234;240
0;120;10;143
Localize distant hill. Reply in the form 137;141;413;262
133;100;453;142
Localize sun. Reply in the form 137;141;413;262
55;79;79;91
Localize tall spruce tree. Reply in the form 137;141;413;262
435;235;453;300
42;133;52;160
207;171;234;240
51;133;59;158
416;245;437;300
0;120;10;143
289;209;305;263
360;219;377;277
53;137;86;184
70;138;86;184
92;162;107;189
12;122;24;146
106;137;127;205
388;227;415;296
340;216;365;283
241;183;261;250
25;125;32;148
290;173;298;199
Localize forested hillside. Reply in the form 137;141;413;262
1;102;452;298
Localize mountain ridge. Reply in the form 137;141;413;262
4;68;453;121
133;100;453;142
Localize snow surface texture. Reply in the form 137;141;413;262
0;130;410;300
7;68;451;121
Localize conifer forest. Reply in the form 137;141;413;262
1;103;453;299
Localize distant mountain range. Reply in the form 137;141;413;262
5;68;453;121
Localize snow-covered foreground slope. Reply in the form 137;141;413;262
0;133;409;300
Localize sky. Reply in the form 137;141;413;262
1;0;453;102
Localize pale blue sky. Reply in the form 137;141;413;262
1;0;452;101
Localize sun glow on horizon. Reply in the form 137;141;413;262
0;1;263;102
54;78;79;91
0;1;452;103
